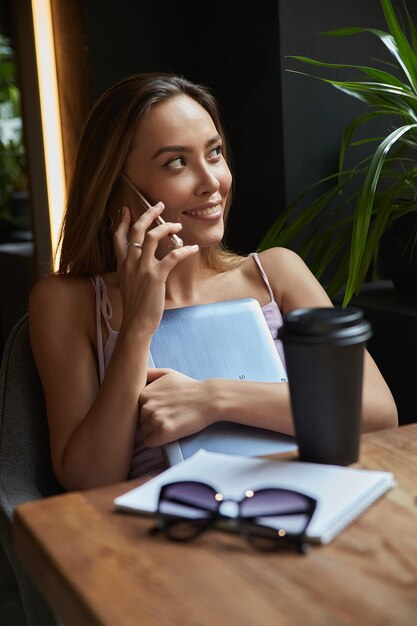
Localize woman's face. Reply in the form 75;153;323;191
124;95;232;251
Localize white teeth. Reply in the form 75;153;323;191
186;204;221;217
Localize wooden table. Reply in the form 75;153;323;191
13;424;417;626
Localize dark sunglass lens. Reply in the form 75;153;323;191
240;489;315;538
241;521;295;551
242;522;309;553
157;481;219;541
160;481;219;518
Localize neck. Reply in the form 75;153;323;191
164;250;217;308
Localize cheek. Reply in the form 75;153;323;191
149;184;187;221
151;175;192;208
142;180;183;210
220;164;233;196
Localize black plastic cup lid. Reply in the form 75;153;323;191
278;307;372;345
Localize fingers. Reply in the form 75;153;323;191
127;201;165;246
157;243;199;276
139;221;183;261
140;416;166;447
113;202;199;282
139;404;178;447
114;202;187;261
113;202;166;262
146;368;173;383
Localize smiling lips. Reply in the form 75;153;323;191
183;203;222;218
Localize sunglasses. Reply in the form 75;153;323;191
150;480;317;553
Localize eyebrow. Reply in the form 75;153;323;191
152;134;222;159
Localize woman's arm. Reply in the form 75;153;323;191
139;369;295;446
139;248;397;446
30;206;198;490
30;275;152;490
258;247;398;432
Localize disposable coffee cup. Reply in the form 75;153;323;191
278;307;372;465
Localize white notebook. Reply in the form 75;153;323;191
148;298;297;465
114;449;395;544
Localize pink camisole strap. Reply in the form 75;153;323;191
250;252;286;367
251;252;275;301
90;276;167;479
91;276;118;384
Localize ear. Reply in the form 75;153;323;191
105;214;114;231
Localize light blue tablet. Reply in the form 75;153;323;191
149;298;297;464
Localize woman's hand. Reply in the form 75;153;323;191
139;368;214;446
113;204;198;336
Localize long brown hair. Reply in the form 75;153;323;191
57;73;243;276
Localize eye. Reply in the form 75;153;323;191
164;156;186;169
209;145;223;159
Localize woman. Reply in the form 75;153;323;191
29;73;397;490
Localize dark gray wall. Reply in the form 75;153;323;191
0;0;10;36
83;0;285;255
279;0;417;204
82;0;417;254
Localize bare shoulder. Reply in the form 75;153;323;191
30;273;91;302
255;247;307;273
30;274;93;313
236;248;299;279
29;274;96;347
254;247;332;311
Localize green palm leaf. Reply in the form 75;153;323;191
381;0;417;90
289;55;407;88
321;26;417;90
345;123;417;303
262;0;417;304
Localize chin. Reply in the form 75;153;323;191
185;225;225;248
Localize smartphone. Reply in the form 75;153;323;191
120;173;183;248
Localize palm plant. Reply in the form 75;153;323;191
259;0;417;305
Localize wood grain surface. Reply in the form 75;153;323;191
13;424;417;626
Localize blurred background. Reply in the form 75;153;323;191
1;2;416;621
2;0;413;352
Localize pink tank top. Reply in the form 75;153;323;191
91;252;285;479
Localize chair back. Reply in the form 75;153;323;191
0;314;63;626
0;314;63;523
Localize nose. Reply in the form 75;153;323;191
195;163;220;197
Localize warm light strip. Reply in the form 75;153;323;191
31;0;66;269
